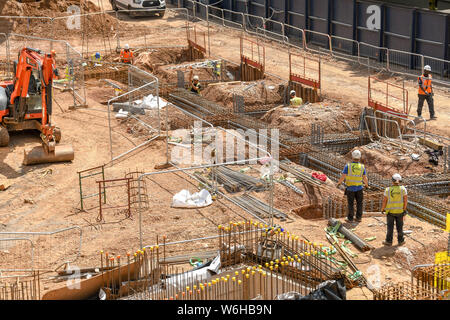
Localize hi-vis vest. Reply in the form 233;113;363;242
191;81;201;94
345;162;364;187
290;97;303;106
120;49;133;63
385;185;405;214
65;65;74;81
418;74;432;95
91;54;102;64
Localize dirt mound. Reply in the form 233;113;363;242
262;102;361;137
201;80;284;112
345;145;444;178
1;0;116;36
292;204;323;220
134;48;190;72
2;0;99;16
156;64;217;85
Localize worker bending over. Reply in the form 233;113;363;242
91;52;102;66
189;67;202;95
417;65;436;120
381;173;407;246
337;149;369;223
289;90;303;106
120;44;134;64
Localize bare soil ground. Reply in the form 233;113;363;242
0;1;448;299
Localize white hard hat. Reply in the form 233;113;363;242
392;173;402;182
290;90;296;95
193;75;199;81
351;149;361;159
124;44;130;50
424;65;431;71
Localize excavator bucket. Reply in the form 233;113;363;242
23;144;74;165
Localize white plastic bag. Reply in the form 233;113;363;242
171;189;212;208
115;109;129;119
135;94;168;109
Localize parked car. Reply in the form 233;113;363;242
110;0;166;17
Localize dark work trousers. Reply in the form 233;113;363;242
346;189;363;221
417;94;435;118
385;213;404;244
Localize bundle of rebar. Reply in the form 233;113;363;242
213;167;267;193
279;160;322;186
278;179;304;195
169;88;230;117
229;194;290;222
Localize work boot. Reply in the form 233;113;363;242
345;218;353;223
430;116;437;120
382;241;392;246
355;217;362;223
398;240;405;246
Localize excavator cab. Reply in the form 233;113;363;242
0;47;74;165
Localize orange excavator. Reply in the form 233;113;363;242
0;47;74;165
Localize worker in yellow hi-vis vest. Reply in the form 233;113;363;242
337;149;369;223
289;90;303;107
65;59;74;82
91;52;102;67
381;173;408;246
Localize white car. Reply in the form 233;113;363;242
110;0;166;17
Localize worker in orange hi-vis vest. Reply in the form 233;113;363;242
120;44;134;64
417;65;436;120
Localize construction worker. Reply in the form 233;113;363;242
381;173;408;246
65;59;74;82
417;65;436;120
120;44;134;64
212;60;221;79
289;90;303;106
50;50;59;80
189;67;202;95
337;149;369;223
429;0;438;10
91;52;102;66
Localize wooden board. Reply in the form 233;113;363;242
419;137;444;151
42;261;139;300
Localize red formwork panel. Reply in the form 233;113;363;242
288;52;321;90
368;76;409;117
240;36;265;73
186;24;207;55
